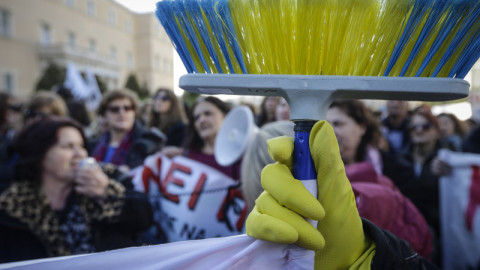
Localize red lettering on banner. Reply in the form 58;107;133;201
141;157;162;193
217;187;247;232
161;162;191;204
187;173;207;210
466;165;480;231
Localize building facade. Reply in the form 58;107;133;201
0;0;173;98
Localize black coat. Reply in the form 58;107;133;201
365;219;438;270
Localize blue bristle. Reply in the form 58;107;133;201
157;0;479;78
415;0;468;76
384;0;432;76
214;0;247;74
176;1;213;72
185;0;224;73
156;1;195;73
433;0;480;78
198;0;235;73
450;28;480;78
399;0;445;76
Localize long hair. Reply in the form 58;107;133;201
437;112;466;136
329;99;381;163
256;96;279;127
149;88;186;132
184;96;231;151
241;121;294;211
13;116;86;184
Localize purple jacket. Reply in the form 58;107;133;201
346;162;433;259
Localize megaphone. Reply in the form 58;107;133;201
215;105;259;166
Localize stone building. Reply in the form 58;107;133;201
0;0;173;98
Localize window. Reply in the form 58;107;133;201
2;72;15;93
65;0;75;8
0;9;12;37
110;46;116;59
154;55;160;70
89;39;96;53
67;32;76;48
125;19;132;33
126;52;134;69
108;9;116;26
163;59;171;72
87;0;95;16
41;23;51;45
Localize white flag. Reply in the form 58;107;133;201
84;69;102;111
64;63;89;100
439;149;480;270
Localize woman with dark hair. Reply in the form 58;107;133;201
149;88;187;147
437;112;466;151
394;107;449;266
255;96;280;127
328;99;383;172
326;99;433;259
177;96;239;178
0;116;153;263
163;96;233;174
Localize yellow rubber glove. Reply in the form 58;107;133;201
246;121;376;270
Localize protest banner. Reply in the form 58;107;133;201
132;153;247;243
439;149;480;270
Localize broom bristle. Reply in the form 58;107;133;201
156;0;480;79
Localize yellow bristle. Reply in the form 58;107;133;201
228;0;416;75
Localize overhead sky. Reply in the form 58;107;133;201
113;0;157;13
113;0;191;96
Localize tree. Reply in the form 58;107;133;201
95;75;107;94
125;73;148;99
35;62;65;91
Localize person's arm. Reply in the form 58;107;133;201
77;162;153;232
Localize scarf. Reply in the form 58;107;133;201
93;130;133;166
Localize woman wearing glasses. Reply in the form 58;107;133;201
394;106;449;267
149;88;186;147
90;89;165;171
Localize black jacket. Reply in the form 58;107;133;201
365;219;438;270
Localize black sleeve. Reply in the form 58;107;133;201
166;122;186;147
363;219;438;270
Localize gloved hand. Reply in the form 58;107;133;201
246;121;376;269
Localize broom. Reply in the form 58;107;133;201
154;0;478;226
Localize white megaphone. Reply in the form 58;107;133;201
214;105;259;166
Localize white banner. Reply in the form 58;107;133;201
132;153;247;243
439;149;480;270
0;235;313;270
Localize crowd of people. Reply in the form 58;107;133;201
0;88;479;268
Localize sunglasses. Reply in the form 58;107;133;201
107;105;135;113
24;109;49;119
156;95;171;101
409;123;433;132
8;104;22;112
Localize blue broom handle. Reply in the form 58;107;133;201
293;121;318;227
293;121;317;180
